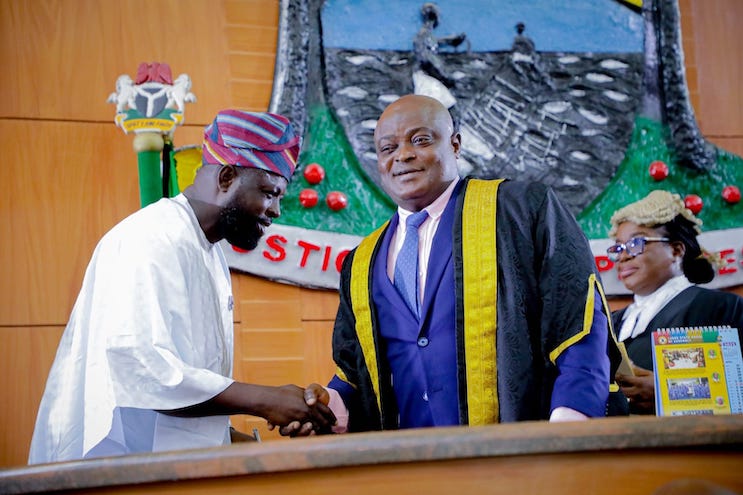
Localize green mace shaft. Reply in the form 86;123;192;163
133;133;165;208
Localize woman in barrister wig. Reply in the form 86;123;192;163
607;190;743;414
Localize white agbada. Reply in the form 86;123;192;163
29;194;235;464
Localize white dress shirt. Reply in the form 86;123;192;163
618;275;693;342
387;178;460;303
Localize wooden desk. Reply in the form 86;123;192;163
2;415;741;494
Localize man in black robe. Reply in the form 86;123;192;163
285;95;625;434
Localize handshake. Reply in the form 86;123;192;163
261;382;338;437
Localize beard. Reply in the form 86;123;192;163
219;204;264;251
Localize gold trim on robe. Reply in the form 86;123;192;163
461;179;504;425
349;221;389;415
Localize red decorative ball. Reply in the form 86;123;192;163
722;185;741;204
684;194;703;214
299;188;319;208
303;163;326;185
326;191;348;211
648;160;669;181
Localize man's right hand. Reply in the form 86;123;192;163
261;384;336;434
303;383;331;406
270;383;332;437
160;381;336;434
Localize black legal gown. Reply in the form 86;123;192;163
611;286;743;371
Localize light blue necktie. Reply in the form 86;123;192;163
394;210;429;318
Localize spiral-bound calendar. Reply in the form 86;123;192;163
651;326;742;416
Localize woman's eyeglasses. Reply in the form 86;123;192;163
606;236;670;261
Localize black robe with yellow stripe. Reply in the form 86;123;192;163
332;178;624;431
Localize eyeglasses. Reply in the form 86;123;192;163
606;236;670;261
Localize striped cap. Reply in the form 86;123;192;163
202;109;300;181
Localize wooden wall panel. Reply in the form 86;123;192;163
224;0;279;28
301;289;341;321
229;53;279;81
0;326;64;468
230;307;336;444
239;357;306;386
707;137;743;157
0;0;233;125
226;0;279;110
232;276;337;389
226;25;278;53
235;275;302;327
230;81;276;110
686;0;743;136
239;301;303;328
0;120;141;325
240;330;306;358
302;320;337;383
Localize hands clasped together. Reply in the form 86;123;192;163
264;383;334;436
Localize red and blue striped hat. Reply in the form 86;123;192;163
202;109;300;181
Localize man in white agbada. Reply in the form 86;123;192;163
29;110;335;464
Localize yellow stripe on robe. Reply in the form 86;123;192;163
334;367;353;388
461;179;504;425
549;273;600;364
349;221;389;416
597;277;633;385
620;0;642;8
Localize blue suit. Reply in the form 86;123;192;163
330;178;617;431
